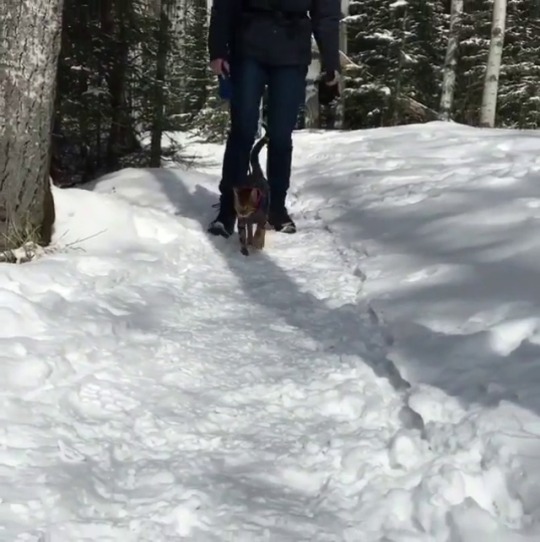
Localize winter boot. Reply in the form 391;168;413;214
268;201;296;234
208;191;236;238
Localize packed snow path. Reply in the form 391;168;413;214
2;122;540;541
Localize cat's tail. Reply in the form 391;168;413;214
249;122;268;181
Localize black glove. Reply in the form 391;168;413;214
318;71;340;106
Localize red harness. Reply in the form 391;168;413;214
252;188;264;209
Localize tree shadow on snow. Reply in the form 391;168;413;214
151;168;413;397
297;156;540;420
144;166;433;533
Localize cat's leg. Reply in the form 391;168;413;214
253;221;266;249
247;221;254;246
238;218;249;256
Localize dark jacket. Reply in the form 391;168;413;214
208;0;341;74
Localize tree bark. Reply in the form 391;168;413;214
439;0;464;121
0;0;62;251
480;0;507;127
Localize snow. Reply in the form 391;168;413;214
3;121;540;540
390;0;409;8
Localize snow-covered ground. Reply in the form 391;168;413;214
2;122;540;541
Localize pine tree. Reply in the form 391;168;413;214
182;0;209;116
343;0;446;128
150;0;172;166
406;0;446;111
497;0;540;127
54;0;158;183
343;0;397;128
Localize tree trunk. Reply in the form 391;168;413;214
305;46;321;129
334;15;348;130
150;0;170;167
0;0;61;251
480;0;507;127
390;5;408;126
439;0;464;121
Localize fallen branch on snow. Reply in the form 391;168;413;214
0;242;46;264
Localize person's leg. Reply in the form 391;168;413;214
265;64;307;233
208;58;267;237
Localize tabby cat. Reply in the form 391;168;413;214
233;128;270;256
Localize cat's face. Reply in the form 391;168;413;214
233;187;262;218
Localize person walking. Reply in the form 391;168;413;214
207;0;341;238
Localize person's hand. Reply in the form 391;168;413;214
210;58;230;76
324;70;340;86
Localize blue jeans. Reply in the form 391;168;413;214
219;58;307;208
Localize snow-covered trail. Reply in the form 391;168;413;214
2;170;408;541
2;122;540;541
